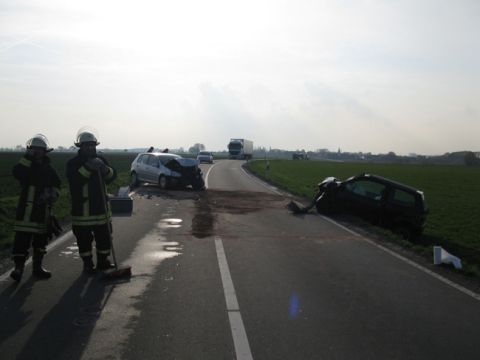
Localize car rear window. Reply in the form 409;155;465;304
390;189;416;207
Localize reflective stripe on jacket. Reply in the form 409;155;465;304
12;155;61;234
66;152;117;226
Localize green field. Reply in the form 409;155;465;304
0;152;137;249
247;159;480;266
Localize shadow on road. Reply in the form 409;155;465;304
9;273;123;360
0;277;35;346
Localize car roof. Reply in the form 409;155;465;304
139;152;181;158
356;174;422;194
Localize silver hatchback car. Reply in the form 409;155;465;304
130;153;205;190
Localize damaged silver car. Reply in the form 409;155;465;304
130;153;205;190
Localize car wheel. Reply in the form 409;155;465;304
158;175;168;189
130;172;139;188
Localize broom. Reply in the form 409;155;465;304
96;167;132;280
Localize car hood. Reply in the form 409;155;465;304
176;158;198;167
166;158;198;168
318;176;341;188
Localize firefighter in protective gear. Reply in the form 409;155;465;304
10;134;61;282
66;130;117;274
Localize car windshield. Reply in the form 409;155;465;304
198;152;210;155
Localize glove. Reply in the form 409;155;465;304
86;157;108;173
86;157;104;170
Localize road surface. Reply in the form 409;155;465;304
0;159;479;359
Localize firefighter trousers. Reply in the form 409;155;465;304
12;231;48;264
72;223;111;259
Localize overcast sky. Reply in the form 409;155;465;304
0;0;478;154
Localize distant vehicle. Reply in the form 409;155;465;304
197;151;214;164
315;174;428;239
228;139;253;160
130;153;205;190
292;153;309;160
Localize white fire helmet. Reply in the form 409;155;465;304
75;126;100;147
26;134;53;152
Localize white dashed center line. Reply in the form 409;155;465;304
215;236;253;360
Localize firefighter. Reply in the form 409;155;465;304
66;129;117;274
10;134;61;282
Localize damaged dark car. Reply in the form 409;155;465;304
130;153;205;190
313;174;428;239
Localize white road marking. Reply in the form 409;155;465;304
240;169;480;303
240;166;283;195
0;230;74;282
320;215;480;302
215;236;239;311
235;165;480;305
204;161;221;189
215;236;253;360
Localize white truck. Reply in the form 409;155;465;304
228;139;253;160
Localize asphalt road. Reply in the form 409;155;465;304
0;159;480;359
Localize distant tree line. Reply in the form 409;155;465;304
2;143;479;166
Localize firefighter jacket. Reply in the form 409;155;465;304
66;152;117;226
13;155;61;234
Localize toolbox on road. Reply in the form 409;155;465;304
109;187;133;216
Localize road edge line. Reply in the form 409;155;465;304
240;166;283;195
204;161;221;189
320;215;480;302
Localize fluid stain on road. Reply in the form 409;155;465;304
59;244;80;259
192;198;216;239
191;190;286;238
131;186;286;238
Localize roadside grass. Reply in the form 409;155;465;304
247;159;480;276
0;152;136;249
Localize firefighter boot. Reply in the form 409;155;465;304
32;251;52;279
96;253;115;271
82;256;96;275
10;257;25;282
